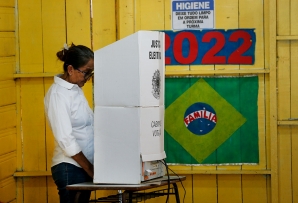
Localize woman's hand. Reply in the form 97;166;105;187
72;151;94;178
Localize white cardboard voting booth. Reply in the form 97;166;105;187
93;30;166;184
93;106;165;184
94;31;165;107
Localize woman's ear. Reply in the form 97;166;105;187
67;65;74;76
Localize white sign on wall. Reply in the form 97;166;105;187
171;0;215;30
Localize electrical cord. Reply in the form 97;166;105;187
159;159;186;203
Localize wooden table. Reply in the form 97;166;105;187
66;175;186;203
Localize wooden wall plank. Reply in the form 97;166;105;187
16;178;24;203
269;1;278;203
215;0;238;29
81;81;93;108
0;57;15;81
21;78;46;171
290;41;298;118
0;177;16;203
291;0;298;35
193;174;217;203
66;0;93;106
164;0;171;30
178;174;192;203
41;6;65;202
44;78;54;172
21;78;47;203
239;0;264;69
117;0;134;39
290;16;298;201
43;78;58;203
214;0;239;73
92;0;116;50
217;175;242;203
0;128;16;155
0;0;14;7
135;0;164;31
46;177;59;203
277;0;290;35
292;126;298;203
0;80;16;106
242;175;267;203
264;0;270;69
23;177;47;203
291;126;298;203
277;41;291;120
42;0;66;74
66;0;91;46
0;152;16;180
278;127;292;203
18;0;43;72
15;79;22;173
0;105;16;130
0;7;15;31
263;0;271;172
0;32;15;57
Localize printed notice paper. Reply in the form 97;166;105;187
172;0;215;30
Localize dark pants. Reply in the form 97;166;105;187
51;163;92;203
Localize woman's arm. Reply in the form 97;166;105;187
72;152;94;178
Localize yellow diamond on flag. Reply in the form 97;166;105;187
165;78;246;163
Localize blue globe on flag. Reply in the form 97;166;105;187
184;102;217;135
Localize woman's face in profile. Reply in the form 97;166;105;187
72;59;94;87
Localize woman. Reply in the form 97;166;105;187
44;43;94;203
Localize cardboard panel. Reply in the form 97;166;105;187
94;106;165;184
94;31;165;107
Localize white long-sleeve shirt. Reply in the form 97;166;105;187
44;75;94;168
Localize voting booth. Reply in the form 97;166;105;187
93;31;166;184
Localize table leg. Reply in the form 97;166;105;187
173;183;180;203
118;190;123;203
128;192;133;203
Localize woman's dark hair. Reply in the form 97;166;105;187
56;43;94;72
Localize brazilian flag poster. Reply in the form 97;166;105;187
164;76;259;165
